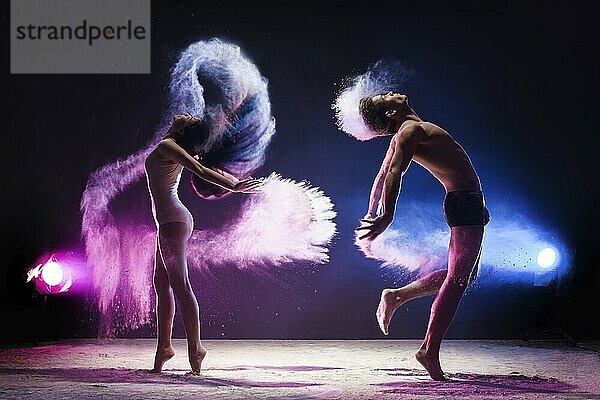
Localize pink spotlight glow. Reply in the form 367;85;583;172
27;254;76;295
41;261;63;286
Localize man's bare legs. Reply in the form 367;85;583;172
155;222;207;374
376;269;448;335
415;225;484;380
152;237;176;372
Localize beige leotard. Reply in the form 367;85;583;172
144;148;194;231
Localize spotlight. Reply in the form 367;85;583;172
537;247;557;269
26;254;73;294
40;261;63;286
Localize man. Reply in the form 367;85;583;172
355;91;489;380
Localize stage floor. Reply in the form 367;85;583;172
0;339;598;399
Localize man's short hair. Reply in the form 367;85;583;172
359;96;390;133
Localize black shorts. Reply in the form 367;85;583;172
443;190;490;228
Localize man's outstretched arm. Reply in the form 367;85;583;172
367;144;396;217
380;148;409;219
357;124;425;240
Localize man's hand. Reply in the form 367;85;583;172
362;212;377;221
355;214;393;241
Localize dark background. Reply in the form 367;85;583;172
1;1;598;342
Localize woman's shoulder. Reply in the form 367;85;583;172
144;145;169;168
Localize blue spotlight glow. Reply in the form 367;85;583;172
537;247;557;269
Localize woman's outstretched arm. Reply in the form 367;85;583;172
156;138;256;192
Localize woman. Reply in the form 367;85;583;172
145;113;262;374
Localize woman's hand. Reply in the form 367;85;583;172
213;167;240;185
232;178;264;194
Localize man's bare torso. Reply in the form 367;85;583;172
387;121;481;193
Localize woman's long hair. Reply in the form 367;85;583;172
167;39;276;199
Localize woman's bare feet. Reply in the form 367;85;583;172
188;346;208;375
152;346;175;373
415;348;447;381
376;288;407;335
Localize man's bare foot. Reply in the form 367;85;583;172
188;346;208;374
376;288;406;335
152;346;175;373
415;348;447;381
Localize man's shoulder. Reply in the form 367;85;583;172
393;122;427;145
419;121;449;135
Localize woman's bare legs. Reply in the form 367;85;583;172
376;269;448;335
157;222;207;374
415;225;484;380
152;237;176;372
